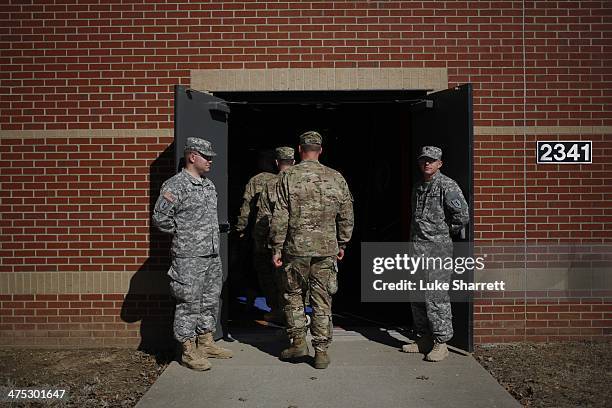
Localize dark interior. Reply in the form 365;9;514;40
215;90;430;328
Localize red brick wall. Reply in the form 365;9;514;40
0;135;176;348
0;136;173;275
0;293;173;347
2;1;609;130
474;294;611;343
1;1;610;346
474;134;611;242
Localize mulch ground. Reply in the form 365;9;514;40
0;348;172;407
1;341;610;407
474;341;612;407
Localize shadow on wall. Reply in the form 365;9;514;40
120;143;176;361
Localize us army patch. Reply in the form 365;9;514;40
451;199;462;209
158;191;176;211
163;192;176;202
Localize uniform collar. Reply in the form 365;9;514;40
182;168;205;185
423;170;441;183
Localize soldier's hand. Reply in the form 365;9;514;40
272;254;283;268
229;229;245;242
219;222;231;233
337;248;345;261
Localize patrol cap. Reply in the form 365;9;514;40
417;145;442;160
184;137;217;157
275;146;295;160
298;130;322;146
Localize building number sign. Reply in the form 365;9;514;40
537;141;592;164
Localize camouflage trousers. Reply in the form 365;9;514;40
253;248;283;311
168;256;223;343
281;255;337;352
410;241;454;344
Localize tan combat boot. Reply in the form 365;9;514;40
181;338;211;371
314;350;330;369
401;334;433;354
280;335;309;360
197;332;234;359
425;342;449;362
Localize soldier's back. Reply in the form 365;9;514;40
236;171;276;234
284;159;346;207
247;172;276;194
279;160;352;256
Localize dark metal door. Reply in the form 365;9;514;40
410;84;474;352
174;85;230;339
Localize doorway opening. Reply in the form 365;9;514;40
215;90;429;328
174;85;473;350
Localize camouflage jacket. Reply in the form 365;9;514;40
253;171;285;251
410;171;469;243
235;171;276;234
270;160;354;257
152;168;220;257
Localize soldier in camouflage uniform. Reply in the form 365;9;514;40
254;146;295;323
401;145;469;362
234;150;277;308
235;151;277;236
152;137;233;371
270;131;354;369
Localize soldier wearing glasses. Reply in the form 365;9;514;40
153;137;233;371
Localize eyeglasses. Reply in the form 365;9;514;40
418;157;438;165
193;151;214;162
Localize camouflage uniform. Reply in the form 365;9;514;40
253;147;295;312
254;174;280;247
152;138;223;343
410;146;469;344
235;171;277;307
235;171;277;237
270;133;354;352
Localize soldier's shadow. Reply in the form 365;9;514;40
120;144;177;365
335;321;408;350
230;327;288;358
230;325;322;367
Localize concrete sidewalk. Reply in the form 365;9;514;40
136;327;519;408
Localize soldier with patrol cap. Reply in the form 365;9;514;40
270;131;354;369
152;137;233;371
254;146;296;323
401;145;469;362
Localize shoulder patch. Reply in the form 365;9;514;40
163;191;177;203
451;199;462;209
157;191;177;212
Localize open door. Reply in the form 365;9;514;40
410;84;474;352
174;85;230;339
